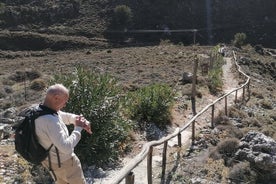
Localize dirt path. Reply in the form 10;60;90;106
93;56;242;184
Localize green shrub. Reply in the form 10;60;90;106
208;46;224;94
52;66;132;167
0;3;5;14
123;83;174;130
113;5;132;29
233;32;247;48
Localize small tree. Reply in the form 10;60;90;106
52;66;132;167
232;32;247;48
208;45;224;95
113;5;132;29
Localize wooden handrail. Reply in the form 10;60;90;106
109;51;251;184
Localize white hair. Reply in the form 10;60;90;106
46;84;69;96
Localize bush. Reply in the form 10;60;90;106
229;162;257;183
0;3;5;14
216;138;239;157
30;78;47;91
9;70;41;82
123;83;174;130
233;32;247;48
113;5;132;29
52;66;132;167
208;46;224;94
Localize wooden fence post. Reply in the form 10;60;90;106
147;146;153;184
191;57;198;116
177;133;181;147
242;86;245;102
235;90;238;103
126;172;134;184
161;141;168;183
247;79;250;100
225;96;228;116
211;104;215;128
192;120;195;145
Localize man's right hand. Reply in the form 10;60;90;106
75;115;92;134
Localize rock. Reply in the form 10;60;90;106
180;72;194;84
145;123;166;141
0;118;15;124
1;107;17;119
235;131;276;179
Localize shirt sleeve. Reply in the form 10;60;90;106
58;111;77;125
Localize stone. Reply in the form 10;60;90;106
235;131;276;179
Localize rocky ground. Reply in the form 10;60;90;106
0;44;275;183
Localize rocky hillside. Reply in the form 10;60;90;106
0;1;275;183
0;0;276;50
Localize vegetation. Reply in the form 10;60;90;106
0;30;274;183
232;32;247;48
123;83;174;130
112;5;133;29
30;78;47;91
207;45;224;94
228;162;257;183
0;3;5;14
50;67;175;167
52;67;132;167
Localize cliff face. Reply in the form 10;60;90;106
0;0;275;48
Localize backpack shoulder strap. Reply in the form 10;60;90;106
37;104;57;117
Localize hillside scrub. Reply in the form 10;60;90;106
122;83;174;131
52;67;132;167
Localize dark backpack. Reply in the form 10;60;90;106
14;105;54;164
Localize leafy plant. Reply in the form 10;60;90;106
113;5;133;29
233;32;247;48
52;66;132;167
208;46;224;94
0;3;5;14
123;83;174;130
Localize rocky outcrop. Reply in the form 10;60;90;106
235;131;276;180
0;107;17;140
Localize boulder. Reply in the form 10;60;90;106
235;131;276;180
180;72;194;84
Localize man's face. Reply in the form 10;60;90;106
55;94;69;110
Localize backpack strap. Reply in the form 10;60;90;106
55;146;61;168
38;104;58;115
47;146;61;181
48;151;57;181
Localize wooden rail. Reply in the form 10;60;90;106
109;51;250;184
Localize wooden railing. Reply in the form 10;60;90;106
109;51;251;184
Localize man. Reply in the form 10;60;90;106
35;84;92;184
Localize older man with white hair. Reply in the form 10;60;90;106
35;83;92;184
